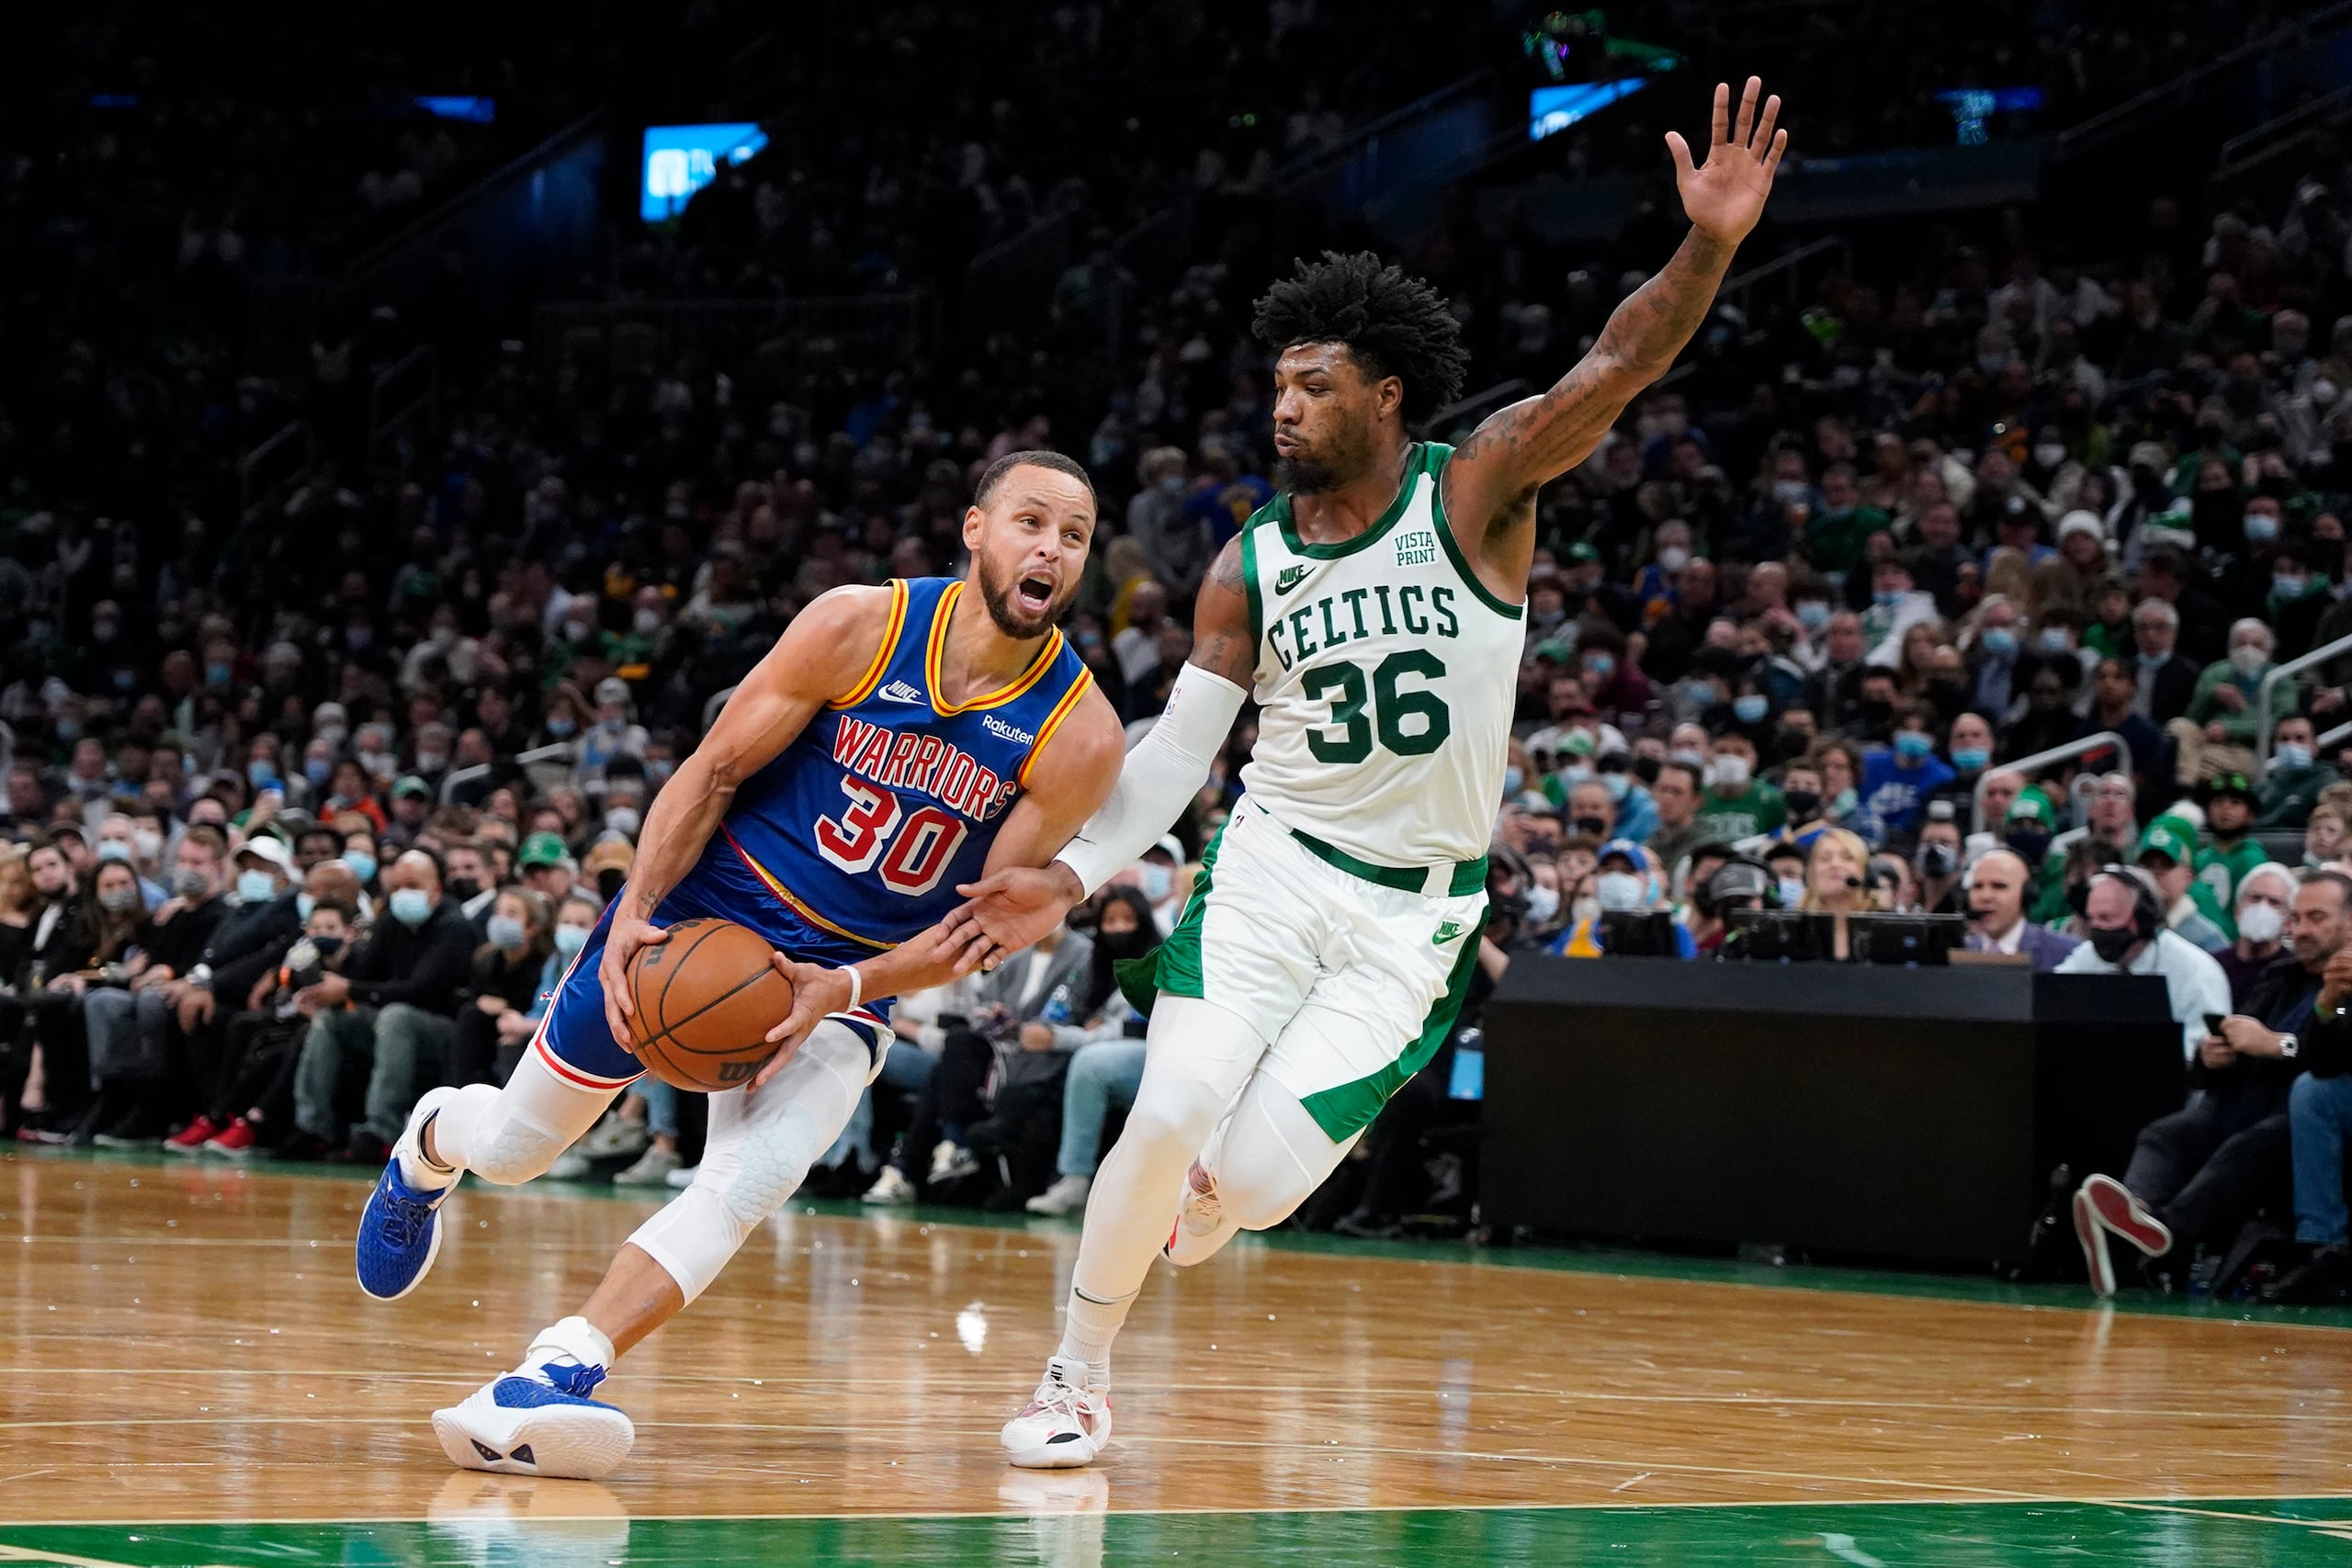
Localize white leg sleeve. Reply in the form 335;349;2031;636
1066;996;1265;1306
628;1022;870;1306
430;1052;616;1186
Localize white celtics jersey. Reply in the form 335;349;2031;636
1236;442;1522;868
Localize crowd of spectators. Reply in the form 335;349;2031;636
15;5;2352;1294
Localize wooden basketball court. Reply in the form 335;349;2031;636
8;1147;2352;1564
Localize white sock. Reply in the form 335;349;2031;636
394;1089;461;1192
1057;1286;1133;1387
518;1314;616;1382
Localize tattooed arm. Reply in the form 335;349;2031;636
1443;78;1787;592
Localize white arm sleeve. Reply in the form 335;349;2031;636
1056;660;1250;897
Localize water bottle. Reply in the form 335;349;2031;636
1446;1026;1485;1101
1040;981;1074;1025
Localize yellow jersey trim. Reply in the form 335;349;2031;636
923;581;1066;715
829;580;910;710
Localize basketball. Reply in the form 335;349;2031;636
623;918;795;1091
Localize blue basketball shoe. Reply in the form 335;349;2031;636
356;1153;454;1301
433;1362;636;1480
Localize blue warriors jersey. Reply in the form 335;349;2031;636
722;576;1094;954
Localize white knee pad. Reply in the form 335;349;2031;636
435;1055;614;1187
628;1024;869;1304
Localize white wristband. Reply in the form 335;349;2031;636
841;963;863;1013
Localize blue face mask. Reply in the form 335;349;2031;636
2246;512;2282;544
296;892;316;920
1601;773;1631;802
2274;573;2312;602
1952;746;1991;773
206;661;233;688
235;870;277;905
546;717;577;739
1733;694;1770;724
389;887;433;928
2038;627;2071;655
304;759;332;787
1980;626;2018;659
342;852;377;885
248;760;277;788
1894;731;1935;763
486;914;527;950
1502;766;1524;796
1796;602;1830;632
1585;655;1615;682
553;923;591;957
1872;590;1900;608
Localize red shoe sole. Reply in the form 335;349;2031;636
2073;1190;2115;1296
2084;1175;2172;1257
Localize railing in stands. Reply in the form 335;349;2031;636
341;112;606;302
2259;629;2352;760
2215;80;2352;181
531;293;933;384
1719;235;1851;311
2052;0;2352;162
235;421;313;528
1972;731;2133;834
367;346;438;470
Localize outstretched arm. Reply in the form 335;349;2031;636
1444;78;1786;552
944;536;1257;959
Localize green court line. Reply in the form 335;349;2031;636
9;1499;2352;1568
17;1143;2352;1332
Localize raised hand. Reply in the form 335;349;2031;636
1665;77;1786;247
945;863;1086;972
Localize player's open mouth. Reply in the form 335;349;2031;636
1015;574;1055;613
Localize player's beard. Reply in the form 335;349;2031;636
1273;419;1374;495
976;553;1060;639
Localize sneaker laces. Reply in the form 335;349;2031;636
374;1177;441;1249
1022;1369;1102;1425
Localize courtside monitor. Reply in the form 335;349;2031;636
640;122;769;223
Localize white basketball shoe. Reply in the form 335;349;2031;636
1001;1356;1113;1469
1163;1159;1227;1267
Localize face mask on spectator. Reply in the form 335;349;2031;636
98;885;139;913
1918;841;1959;878
1524;884;1560;923
1571;814;1609;837
1502;766;1524;796
172;866;211;899
1795;601;1830;633
389;887;433;927
2245;512;2282;544
605;807;642;837
2037;627;2070;655
2088;922;2138;963
1952;746;1990;773
2276;742;2315;772
1139;863;1174;902
1783;787;1821;820
1894;730;1934;762
1585;654;1615;682
317;725;347;750
548;717;578;738
2274;572;2312;602
1776;875;1807;907
132;829;162;862
417;751;448;773
1872;589;1900;608
296;892;316;920
1601;772;1630;801
1633;754;1661;784
1829;786;1857;818
487;914;527;950
1570;895;1600;924
1708;755;1751;791
447;875;481;902
2229;644;2269;677
1733;694;1769;724
554;923;591;957
1657;546;1690;574
248;760;277;788
1595;871;1647;911
304;759;332;788
235;870;277;904
311;934;344;958
2006;826;2052;863
1980;626;2018;659
207;660;233;688
343;852;378;885
2237;901;2286;944
646;760;675;784
2034;442;2067;468
96;840;130;864
634;609;664;635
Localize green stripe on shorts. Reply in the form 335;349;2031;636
1297;911;1485;1141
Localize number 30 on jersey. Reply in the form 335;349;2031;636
812;780;968;895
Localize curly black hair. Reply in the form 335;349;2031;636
1251;251;1472;428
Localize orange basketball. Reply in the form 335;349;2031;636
623;919;795;1091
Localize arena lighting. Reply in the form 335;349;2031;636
1527;77;1647;142
414;96;497;124
1935;85;2042;144
640;122;770;222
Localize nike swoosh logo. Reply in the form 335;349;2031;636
1274;566;1309;596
